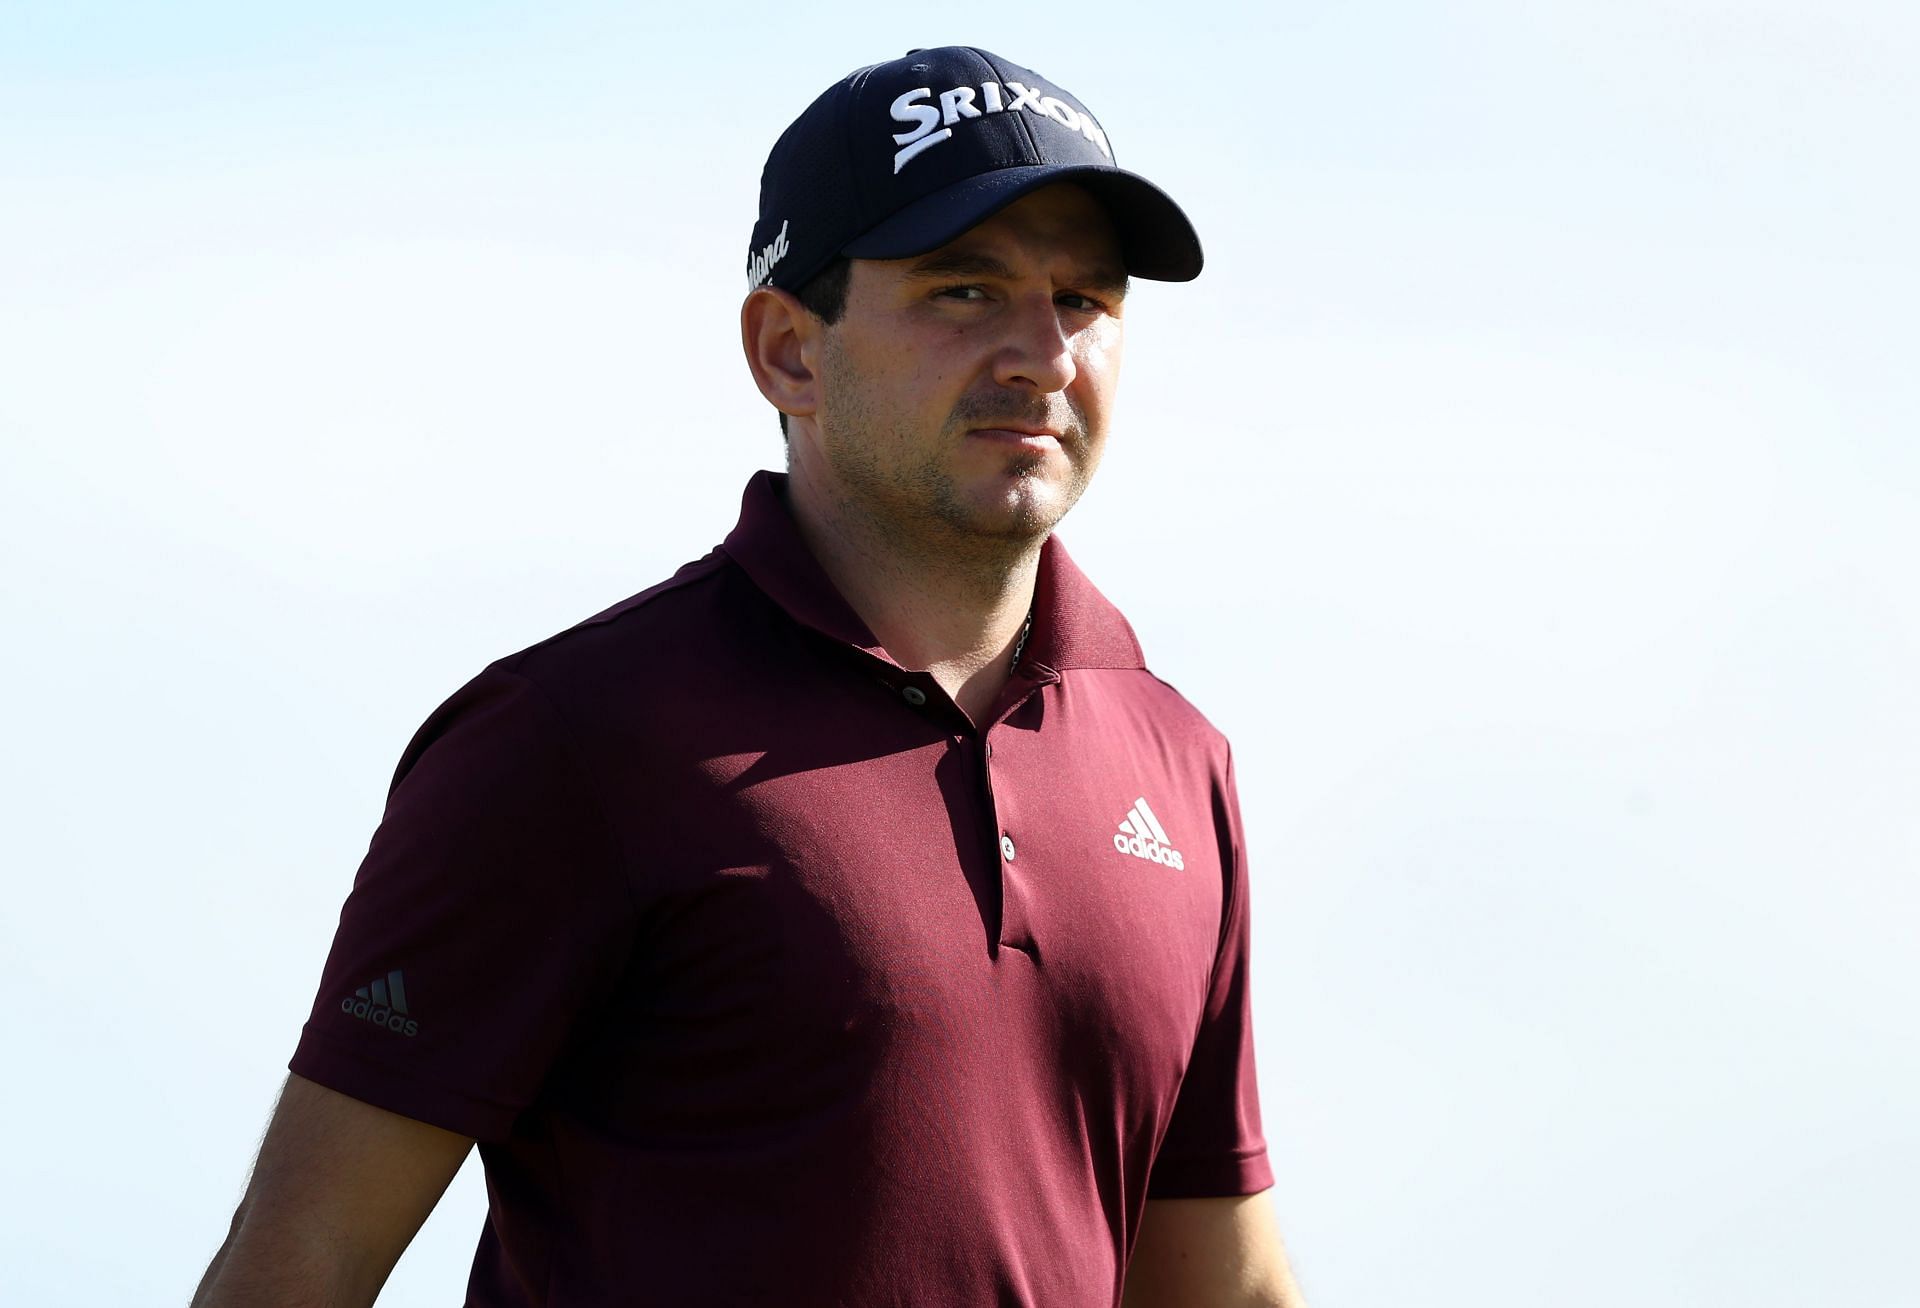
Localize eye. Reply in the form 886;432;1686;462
1055;291;1109;313
934;284;990;302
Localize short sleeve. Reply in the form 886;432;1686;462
1146;747;1274;1198
290;663;633;1141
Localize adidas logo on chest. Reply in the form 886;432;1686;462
1113;796;1185;870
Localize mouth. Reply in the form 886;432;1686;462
967;426;1064;449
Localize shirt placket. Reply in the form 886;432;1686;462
882;659;1058;959
980;663;1059;957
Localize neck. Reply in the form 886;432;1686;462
786;464;1040;723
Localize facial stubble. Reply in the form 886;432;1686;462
816;330;1100;571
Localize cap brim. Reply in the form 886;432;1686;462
840;164;1203;282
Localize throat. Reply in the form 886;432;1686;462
783;461;1044;716
924;604;1034;724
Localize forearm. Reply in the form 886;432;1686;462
191;1075;470;1308
1262;1229;1310;1308
191;1209;384;1308
1122;1255;1308;1308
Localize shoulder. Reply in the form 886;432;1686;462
1141;669;1232;747
499;547;738;681
482;544;801;712
1066;664;1234;764
387;546;777;773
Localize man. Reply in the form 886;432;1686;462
194;46;1306;1308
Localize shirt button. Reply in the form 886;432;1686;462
901;685;927;706
1000;833;1017;861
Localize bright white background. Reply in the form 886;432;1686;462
4;3;1915;1305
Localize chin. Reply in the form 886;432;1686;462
960;476;1080;540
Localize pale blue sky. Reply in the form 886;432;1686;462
3;3;1916;1305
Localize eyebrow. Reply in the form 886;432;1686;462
903;249;1130;297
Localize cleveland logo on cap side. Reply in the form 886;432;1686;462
746;219;792;290
889;80;1113;174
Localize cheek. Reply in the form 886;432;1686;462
1074;332;1123;407
825;331;944;425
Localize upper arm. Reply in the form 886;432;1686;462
193;1073;473;1308
1121;1191;1307;1308
1147;749;1272;1200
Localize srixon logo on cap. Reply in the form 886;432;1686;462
889;80;1113;174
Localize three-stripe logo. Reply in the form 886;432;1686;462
1114;797;1185;870
340;969;419;1037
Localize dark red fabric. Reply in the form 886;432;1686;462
291;471;1270;1306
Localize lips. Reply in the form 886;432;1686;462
950;394;1081;446
968;427;1062;445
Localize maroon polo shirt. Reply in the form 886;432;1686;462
291;470;1270;1307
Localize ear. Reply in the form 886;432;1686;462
741;286;821;428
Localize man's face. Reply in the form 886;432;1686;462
802;183;1128;550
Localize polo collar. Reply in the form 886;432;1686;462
719;470;1146;673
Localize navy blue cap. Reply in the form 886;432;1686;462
745;47;1203;294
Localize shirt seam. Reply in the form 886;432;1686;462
294;1025;526;1120
1208;741;1243;994
1154;1140;1270;1167
507;549;732;665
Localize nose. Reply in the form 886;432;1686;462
992;293;1077;394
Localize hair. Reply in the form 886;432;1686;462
778;255;852;439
